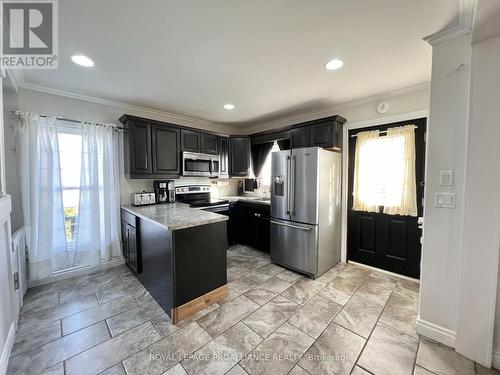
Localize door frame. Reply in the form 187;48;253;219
340;110;429;265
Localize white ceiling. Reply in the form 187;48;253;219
23;0;459;126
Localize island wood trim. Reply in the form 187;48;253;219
171;284;228;324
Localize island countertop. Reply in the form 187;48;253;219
121;203;228;231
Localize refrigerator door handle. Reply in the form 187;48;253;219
270;220;312;231
290;155;296;215
286;156;291;215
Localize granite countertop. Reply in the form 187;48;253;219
221;196;271;206
121;203;228;231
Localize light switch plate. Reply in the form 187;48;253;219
440;170;454;186
434;192;456;208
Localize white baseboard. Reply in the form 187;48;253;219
0;323;15;375
28;257;125;288
416;317;456;348
492;351;500;370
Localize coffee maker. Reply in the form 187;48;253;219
154;180;175;203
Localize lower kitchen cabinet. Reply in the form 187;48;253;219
121;209;141;274
230;201;270;252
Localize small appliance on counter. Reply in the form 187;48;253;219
131;191;156;206
244;178;258;193
154;180;176;203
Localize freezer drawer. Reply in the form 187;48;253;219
270;219;318;276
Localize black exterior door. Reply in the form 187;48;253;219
347;118;426;279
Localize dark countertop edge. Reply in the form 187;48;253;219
121;204;228;232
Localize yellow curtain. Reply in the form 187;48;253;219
352;125;417;217
352;130;380;213
383;125;417;216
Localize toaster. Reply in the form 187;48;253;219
131;192;156;206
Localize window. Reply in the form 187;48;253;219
352;125;417;216
259;141;280;187
58;131;82;247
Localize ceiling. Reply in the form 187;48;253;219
22;0;459;126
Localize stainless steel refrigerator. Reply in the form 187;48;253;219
270;147;341;278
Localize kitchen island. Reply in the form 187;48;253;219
121;203;228;323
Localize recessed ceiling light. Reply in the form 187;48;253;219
224;104;235;110
324;58;344;71
71;54;94;67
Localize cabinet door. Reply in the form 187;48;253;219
152;125;180;175
127;225;139;274
312;122;334;148
332;122;343;149
130;122;152;174
218;137;229;177
291;127;312;149
229;137;250;176
201;133;218;155
181;129;201;152
121;221;129;261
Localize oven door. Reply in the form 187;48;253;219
182;152;212;176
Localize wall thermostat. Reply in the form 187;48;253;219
377;102;390;114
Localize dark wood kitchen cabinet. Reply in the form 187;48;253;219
181;129;201;153
201;133;218;155
152;125;180;175
218;137;229;177
230;202;270;252
121;115;181;179
229;137;251;177
121;209;141;274
127;121;152;174
291;127;312;148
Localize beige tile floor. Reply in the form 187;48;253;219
7;245;499;375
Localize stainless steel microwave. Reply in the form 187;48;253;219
182;152;220;177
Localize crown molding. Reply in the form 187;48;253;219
5;69;25;93
241;82;430;134
19;82;237;134
424;0;477;46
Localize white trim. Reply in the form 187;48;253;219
5;70;25;94
19;83;235;134
245;83;430;134
0;323;15;375
340;110;429;265
348;261;420;283
424;0;477;46
28;257;125;288
416;317;457;348
345;110;429;130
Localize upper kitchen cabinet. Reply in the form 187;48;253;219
311;118;344;150
290;127;312;149
120;114;181;179
181;129;201;153
123;118;152;175
152;125;180;175
229;137;251;177
218;137;229;178
201;132;218;155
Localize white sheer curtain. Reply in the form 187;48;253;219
352;125;417;217
19;113;67;280
18;114;121;281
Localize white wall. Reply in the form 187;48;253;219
2;89;22;232
455;33;500;366
417;34;472;346
0;78;17;375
